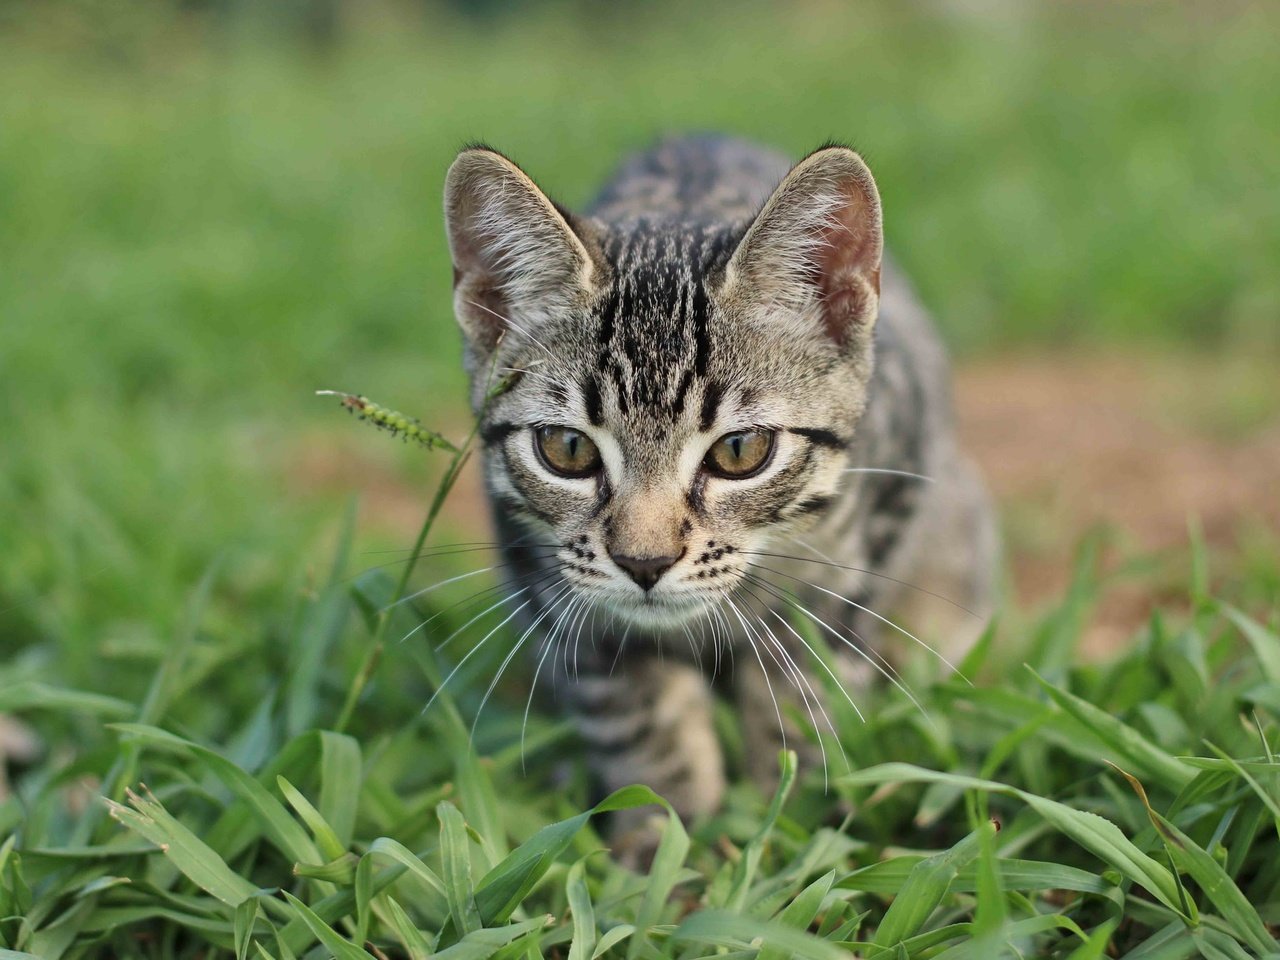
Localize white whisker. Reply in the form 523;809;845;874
466;298;555;358
470;582;574;740
522;597;574;771
738;583;860;773
742;572;934;728
735;590;833;787
754;562;970;684
751;543;979;617
842;467;934;483
724;596;787;754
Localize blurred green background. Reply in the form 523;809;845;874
2;0;1278;714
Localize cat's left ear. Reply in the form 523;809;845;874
444;146;597;363
722;145;882;352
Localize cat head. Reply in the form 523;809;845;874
443;143;882;628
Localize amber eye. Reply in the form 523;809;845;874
534;426;602;478
705;430;774;478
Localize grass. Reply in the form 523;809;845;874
3;1;1280;956
5;417;1280;957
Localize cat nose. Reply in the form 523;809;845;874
609;549;684;591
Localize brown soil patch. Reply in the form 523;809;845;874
956;351;1280;654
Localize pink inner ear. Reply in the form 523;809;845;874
451;216;514;354
811;180;882;347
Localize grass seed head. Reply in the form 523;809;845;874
316;390;459;453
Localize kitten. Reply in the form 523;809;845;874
443;135;997;845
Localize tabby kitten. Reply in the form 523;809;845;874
443;135;996;843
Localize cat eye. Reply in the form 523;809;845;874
704;429;775;478
534;426;602;478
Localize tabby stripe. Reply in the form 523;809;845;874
482;421;521;445
671;368;694;418
699;380;723;431
790;427;847;449
582;375;604;426
788;493;838;518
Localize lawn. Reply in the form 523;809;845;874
2;2;1279;956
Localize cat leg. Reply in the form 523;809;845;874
568;656;724;863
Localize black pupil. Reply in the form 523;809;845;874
729;435;744;460
564;432;580;460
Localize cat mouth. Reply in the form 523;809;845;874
602;593;710;629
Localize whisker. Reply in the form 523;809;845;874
360;539;512;557
471;582;575;742
522;591;576;771
420;590;541;717
712;604;738;674
348;541;557;584
748;546;978;618
608;617;637;676
407;563;568;637
751;562;970;684
737;583;865;732
466;298;555;358
734;588;834;787
566;596;595;683
383;564;506;612
723;596;787;754
574;602;602;681
406;565;564;652
842;467;934;483
741;572;934;727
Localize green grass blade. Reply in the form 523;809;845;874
438;800;482;937
280;891;368;960
674;909;850;960
592;924;636;958
277;776;346;862
871;820;995;949
112;723;321;865
105;787;258;907
1112;765;1278;956
971;818;1006;937
1222;605;1280;684
286;502;355;737
0;682;133;718
472;810;592;925
566;855;597;960
363;838;449;915
429;916;553;960
1030;669;1196;790
234;898;259;960
626;802;689;960
384;895;433;960
317;732;361;850
1063;919;1119;960
723;749;797;911
758;870;836;960
842;764;1190;920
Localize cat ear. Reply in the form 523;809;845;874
722;145;882;352
443;146;596;361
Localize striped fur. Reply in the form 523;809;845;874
443;135;998;848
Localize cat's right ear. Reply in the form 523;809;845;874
721;145;882;354
443;147;596;363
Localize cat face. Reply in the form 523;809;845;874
444;145;883;627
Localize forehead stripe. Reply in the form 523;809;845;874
582;375;604;426
699;380;723;432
